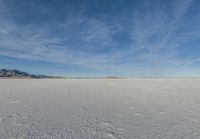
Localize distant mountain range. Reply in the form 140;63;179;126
0;69;64;79
0;69;122;79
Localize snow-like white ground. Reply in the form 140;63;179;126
0;79;200;139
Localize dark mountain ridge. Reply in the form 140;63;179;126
0;69;63;79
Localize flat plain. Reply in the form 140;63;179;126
0;79;200;139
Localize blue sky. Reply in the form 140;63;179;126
0;0;200;77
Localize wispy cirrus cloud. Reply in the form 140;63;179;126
0;0;200;76
127;0;199;69
0;3;115;67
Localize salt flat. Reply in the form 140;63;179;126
0;79;200;139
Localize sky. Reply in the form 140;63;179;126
0;0;200;77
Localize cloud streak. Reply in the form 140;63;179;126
0;0;200;76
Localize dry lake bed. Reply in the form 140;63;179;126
0;79;200;139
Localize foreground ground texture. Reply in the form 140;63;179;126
0;79;200;139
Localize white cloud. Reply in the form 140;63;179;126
0;0;199;76
128;0;197;69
